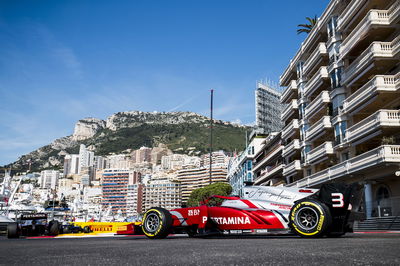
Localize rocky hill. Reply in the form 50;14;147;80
6;111;249;172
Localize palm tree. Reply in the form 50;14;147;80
297;16;318;34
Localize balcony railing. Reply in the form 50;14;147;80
303;43;328;77
305;116;332;142
345;110;400;144
282;160;301;177
304;90;330;119
304;66;328;98
342;38;400;86
252;146;283;173
254;164;284;185
281;99;298;122
288;145;400;188
282;139;301;158
281;80;298;104
343;74;400;114
340;9;391;58
337;0;366;32
282;119;299;140
306;141;334;164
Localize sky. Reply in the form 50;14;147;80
0;0;330;165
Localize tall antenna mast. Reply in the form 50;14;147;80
209;89;214;185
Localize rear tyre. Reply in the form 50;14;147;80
7;223;19;239
49;220;60;236
142;207;172;239
289;199;331;238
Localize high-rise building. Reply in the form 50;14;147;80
280;0;400;219
78;144;94;174
63;154;80;176
101;169;142;215
177;165;228;204
132;147;152;164
39;170;60;189
143;178;181;211
255;82;283;134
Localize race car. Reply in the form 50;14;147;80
141;183;363;239
7;213;59;238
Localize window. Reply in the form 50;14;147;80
297;61;304;79
332;94;345;116
330;68;342;89
327;16;338;37
334;121;347;145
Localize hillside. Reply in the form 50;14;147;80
5;111;249;172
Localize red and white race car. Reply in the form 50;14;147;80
141;183;363;238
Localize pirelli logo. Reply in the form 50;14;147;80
91;225;113;232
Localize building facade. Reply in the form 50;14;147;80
39;170;60;189
177;165;228;204
101;169;142;215
143;178;181;211
253;132;285;186
280;0;400;218
228;134;266;196
255;82;284;134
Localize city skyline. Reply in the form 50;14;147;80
0;0;329;165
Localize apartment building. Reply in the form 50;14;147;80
101;169;142;215
280;0;400;218
39;170;60;189
143;178;181;211
177;166;228;204
253;132;285;187
228;134;266;197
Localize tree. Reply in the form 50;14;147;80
297;16;318;35
187;182;232;207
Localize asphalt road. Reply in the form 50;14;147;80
0;233;399;265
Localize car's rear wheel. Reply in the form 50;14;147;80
142;207;172;239
7;223;19;239
289;199;331;238
49;220;60;236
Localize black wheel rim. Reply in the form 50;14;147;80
295;207;319;230
145;213;160;233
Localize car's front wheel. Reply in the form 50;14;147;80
142;207;172;239
289;199;331;238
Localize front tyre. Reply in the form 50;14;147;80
289;199;331;238
142;207;172;239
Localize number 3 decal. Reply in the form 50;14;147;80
331;193;344;207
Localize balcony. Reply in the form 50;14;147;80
283;160;302;177
282;139;301;158
343;74;400;114
281;99;298;122
340;8;394;58
281;80;298;104
282;119;299;141
287;145;400;188
306;141;334;165
345;110;400;144
252;146;283;173
304;66;329;98
305;116;332;142
304;91;330;120
254;164;284;185
303;43;328;77
342;38;400;86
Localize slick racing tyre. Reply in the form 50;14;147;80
289;199;332;238
142;207;172;239
49;220;60;236
7;223;19;239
